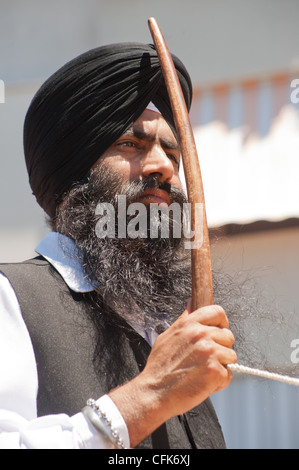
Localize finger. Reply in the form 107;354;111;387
213;367;234;393
208;352;237;394
217;344;238;366
209;327;235;348
190;304;229;329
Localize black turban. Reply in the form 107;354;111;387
23;42;193;218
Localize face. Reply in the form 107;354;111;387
92;109;181;206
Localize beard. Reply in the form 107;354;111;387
55;162;192;334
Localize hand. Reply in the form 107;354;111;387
140;301;237;417
108;301;237;447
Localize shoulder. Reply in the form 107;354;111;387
0;271;20;307
0;257;70;313
0;256;49;272
0;256;59;284
0;271;31;343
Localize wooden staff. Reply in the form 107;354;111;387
148;17;213;311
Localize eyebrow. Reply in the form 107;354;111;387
122;124;180;152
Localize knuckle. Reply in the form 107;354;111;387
195;338;217;360
193;325;211;344
205;360;225;383
213;304;229;325
230;349;238;363
225;328;235;345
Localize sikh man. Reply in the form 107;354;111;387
0;42;237;449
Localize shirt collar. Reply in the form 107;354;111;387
35;232;97;293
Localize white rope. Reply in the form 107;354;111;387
228;363;299;386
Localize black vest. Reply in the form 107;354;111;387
0;257;226;449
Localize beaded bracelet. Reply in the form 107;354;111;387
83;398;127;449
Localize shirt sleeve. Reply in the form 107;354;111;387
0;273;130;449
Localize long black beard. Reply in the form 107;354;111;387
55;165;192;333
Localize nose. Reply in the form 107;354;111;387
141;144;174;183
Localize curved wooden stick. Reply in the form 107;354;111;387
148;17;213;310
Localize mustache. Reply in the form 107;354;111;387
120;175;187;206
140;176;172;193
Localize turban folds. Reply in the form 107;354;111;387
24;43;193;218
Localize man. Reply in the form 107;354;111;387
0;42;236;449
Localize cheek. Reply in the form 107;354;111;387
101;155;145;184
97;156;133;180
172;172;182;190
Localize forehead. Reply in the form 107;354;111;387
123;109;179;149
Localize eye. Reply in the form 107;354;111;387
167;153;180;167
117;140;137;148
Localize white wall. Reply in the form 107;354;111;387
2;0;299;86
